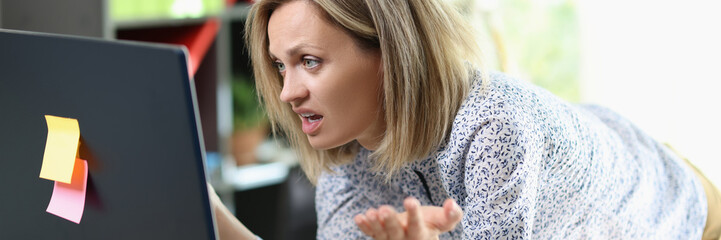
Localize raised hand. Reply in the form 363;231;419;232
354;197;463;240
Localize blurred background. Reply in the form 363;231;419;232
452;0;721;189
2;0;718;239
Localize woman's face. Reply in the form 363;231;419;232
267;1;385;150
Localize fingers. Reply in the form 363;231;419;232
354;206;407;240
378;205;404;239
439;199;463;232
354;208;387;239
365;208;387;239
354;214;374;237
404;197;424;239
354;198;461;240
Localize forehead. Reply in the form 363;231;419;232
267;1;338;56
269;0;322;25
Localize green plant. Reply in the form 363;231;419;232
232;75;267;130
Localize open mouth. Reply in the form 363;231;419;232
300;113;324;123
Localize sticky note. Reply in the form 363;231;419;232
39;115;80;184
46;159;88;224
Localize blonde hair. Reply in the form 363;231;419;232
246;0;482;183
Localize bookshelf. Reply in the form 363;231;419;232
0;2;314;239
0;0;252;159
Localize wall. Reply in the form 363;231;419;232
578;0;721;186
0;0;109;38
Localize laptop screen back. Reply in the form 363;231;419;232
0;29;216;240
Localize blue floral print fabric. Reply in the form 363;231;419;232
315;71;707;239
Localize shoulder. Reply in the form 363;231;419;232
435;71;594;179
450;71;566;146
433;71;562;186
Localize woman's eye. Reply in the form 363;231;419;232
302;58;319;69
274;61;286;72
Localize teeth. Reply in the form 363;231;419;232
308;117;322;123
300;113;323;123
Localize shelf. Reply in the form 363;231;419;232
116;18;220;76
113;2;250;30
114;16;212;31
225;162;290;191
219;140;298;191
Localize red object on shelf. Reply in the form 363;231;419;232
182;18;220;76
116;18;220;78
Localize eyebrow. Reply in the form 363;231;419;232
269;43;324;60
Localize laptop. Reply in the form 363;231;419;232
0;29;217;239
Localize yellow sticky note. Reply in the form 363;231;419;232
39;115;80;184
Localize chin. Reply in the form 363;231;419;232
307;135;350;150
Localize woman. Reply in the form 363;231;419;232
211;0;720;239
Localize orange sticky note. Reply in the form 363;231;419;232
39;115;80;184
46;159;88;224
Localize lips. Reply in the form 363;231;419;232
299;113;323;134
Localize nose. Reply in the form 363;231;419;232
279;71;309;104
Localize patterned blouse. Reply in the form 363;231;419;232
315;71;707;239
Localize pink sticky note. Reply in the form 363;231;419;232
46;159;88;224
